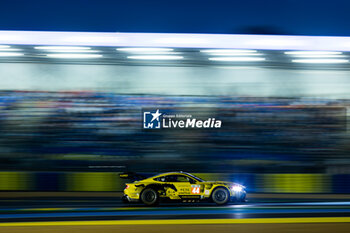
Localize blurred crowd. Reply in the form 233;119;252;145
0;90;349;173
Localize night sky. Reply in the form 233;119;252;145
1;0;350;36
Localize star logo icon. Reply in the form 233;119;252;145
143;109;163;129
150;109;162;122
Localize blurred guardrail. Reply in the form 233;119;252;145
0;171;349;193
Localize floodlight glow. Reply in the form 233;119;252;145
35;46;91;50
292;59;348;63
0;48;21;51
0;52;24;57
247;38;306;47
46;54;102;58
122;51;180;55
66;35;119;43
210;53;263;56
209;57;265;62
288;55;346;58
4;31;350;51
201;49;257;53
285;51;342;55
0;45;10;49
46;50;100;53
127;55;183;60
117;48;174;52
155;37;207;44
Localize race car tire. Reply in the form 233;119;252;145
141;188;159;206
122;195;129;204
212;187;230;205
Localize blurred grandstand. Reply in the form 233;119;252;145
0;90;348;174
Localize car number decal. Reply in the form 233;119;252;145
191;185;201;194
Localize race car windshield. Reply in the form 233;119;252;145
186;173;205;182
150;173;205;182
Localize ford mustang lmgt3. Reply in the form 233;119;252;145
120;171;246;206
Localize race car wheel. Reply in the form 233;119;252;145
141;188;159;206
212;187;230;205
122;195;129;204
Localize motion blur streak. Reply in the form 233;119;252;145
0;91;349;194
0;224;349;233
0;92;348;175
0;172;32;191
1;217;350;226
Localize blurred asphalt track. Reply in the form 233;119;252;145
0;192;349;232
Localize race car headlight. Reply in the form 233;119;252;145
231;185;243;192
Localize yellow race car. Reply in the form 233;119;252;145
120;171;246;206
